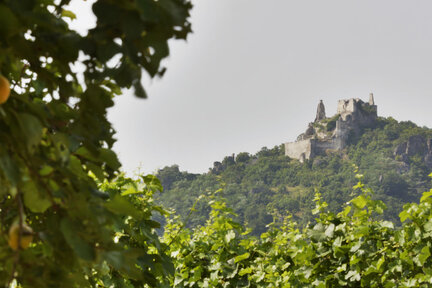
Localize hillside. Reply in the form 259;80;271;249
155;116;432;235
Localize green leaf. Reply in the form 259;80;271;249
380;221;394;229
325;223;335;238
120;184;138;196
103;250;145;281
424;220;432;232
420;190;432;202
190;266;203;282
60;218;95;261
22;181;52;213
234;252;250;263
309;223;327;242
104;194;141;219
0;153;19;186
68;155;87;178
225;230;236;244
238;267;253;276
39;165;54;176
86;162;105;181
351;195;367;209
340;206;351;217
142;174;163;193
418;246;430;266
399;210;410;222
75;147;121;171
376;256;385;270
61;9;77;20
0;4;19;38
345;270;361;281
18;113;43;152
99;148;121;170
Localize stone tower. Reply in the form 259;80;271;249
369;93;375;105
315;100;326;122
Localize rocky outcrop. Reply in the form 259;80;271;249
426;153;432;168
296;123;314;141
394;135;432;169
394;142;407;156
315;100;326;122
406;135;427;156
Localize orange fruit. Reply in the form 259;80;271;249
8;222;33;251
0;75;11;104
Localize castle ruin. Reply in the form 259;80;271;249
285;94;377;162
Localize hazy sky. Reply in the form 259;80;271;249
69;0;432;174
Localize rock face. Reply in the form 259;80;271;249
315;100;326;122
285;96;378;162
406;135;427;156
394;135;432;169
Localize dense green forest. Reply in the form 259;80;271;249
156;117;432;235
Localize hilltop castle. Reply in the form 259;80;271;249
285;94;377;162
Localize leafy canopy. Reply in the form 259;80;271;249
0;0;192;286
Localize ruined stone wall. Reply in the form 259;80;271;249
337;98;358;116
333;118;351;139
285;138;345;160
314;138;345;154
285;139;313;161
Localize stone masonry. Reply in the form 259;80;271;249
285;94;378;162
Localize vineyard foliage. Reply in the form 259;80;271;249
99;173;432;287
162;173;432;287
41;172;432;287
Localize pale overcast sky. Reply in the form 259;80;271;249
69;0;432;174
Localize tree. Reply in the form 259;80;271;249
0;0;192;286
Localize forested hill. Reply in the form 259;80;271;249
155;117;432;235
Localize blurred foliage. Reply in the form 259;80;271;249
0;0;192;286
